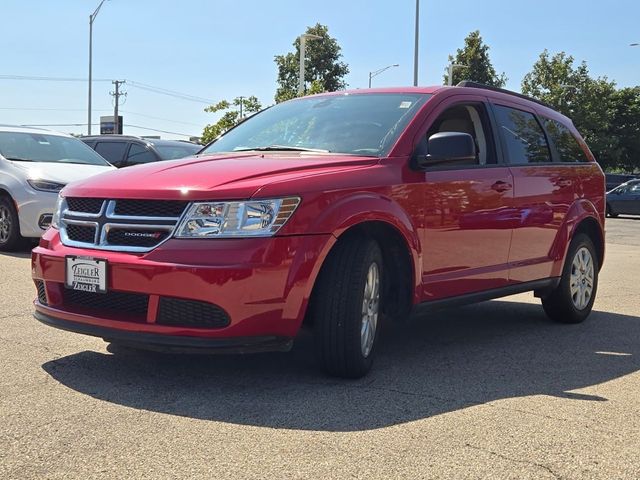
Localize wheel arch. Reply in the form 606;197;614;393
551;199;605;273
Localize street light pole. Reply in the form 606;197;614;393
368;64;400;88
88;0;108;136
447;63;467;86
413;0;420;86
298;33;322;96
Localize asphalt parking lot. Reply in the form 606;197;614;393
1;217;639;479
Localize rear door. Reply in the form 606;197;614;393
491;102;575;283
610;181;640;214
417;95;515;300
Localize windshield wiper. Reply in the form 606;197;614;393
234;145;330;153
4;157;34;162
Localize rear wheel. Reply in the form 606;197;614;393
0;196;25;251
606;204;618;218
542;233;598;324
311;236;383;378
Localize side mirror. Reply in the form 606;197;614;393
415;132;476;169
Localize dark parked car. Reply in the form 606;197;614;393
605;173;638;191
606;179;640;217
82;136;200;168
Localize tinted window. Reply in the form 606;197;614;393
493;105;551;164
202;93;431;157
0;132;110;166
127;144;157;165
543;118;588;162
95;142;128;165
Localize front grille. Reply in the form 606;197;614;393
114;200;188;218
35;280;47;305
60;198;184;252
106;228;170;248
157;297;230;329
66;224;96;243
64;289;149;319
66;197;104;214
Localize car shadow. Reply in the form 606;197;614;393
42;300;640;432
0;250;32;259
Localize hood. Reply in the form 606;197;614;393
11;161;115;186
62;153;379;200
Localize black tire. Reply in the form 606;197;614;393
542;233;598;324
606;204;618;218
0;196;25;251
310;236;383;378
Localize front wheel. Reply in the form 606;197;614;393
310;236;383;378
0;196;25;251
542;233;598;324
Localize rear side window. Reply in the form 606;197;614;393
95;142;128;165
493;105;551;164
542;118;588;163
127;144;157;165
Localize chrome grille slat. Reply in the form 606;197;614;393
59;198;187;253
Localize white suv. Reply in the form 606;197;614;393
0;125;115;250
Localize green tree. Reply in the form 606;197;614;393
443;30;506;87
274;23;349;103
201;96;262;144
521;50;619;169
608;87;640;173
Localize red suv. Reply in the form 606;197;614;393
32;83;605;378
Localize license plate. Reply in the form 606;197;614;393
65;256;108;294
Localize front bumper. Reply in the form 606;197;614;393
17;190;58;238
32;229;335;348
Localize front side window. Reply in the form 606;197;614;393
202;93;431;157
425;103;495;165
0;132;110;166
493;105;551;164
542;118;588;163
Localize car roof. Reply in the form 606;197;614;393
308;85;572;125
81;135;198;147
0;124;71;137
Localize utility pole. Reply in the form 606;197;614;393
237;96;244;120
88;0;108;135
413;0;420;86
110;80;126;134
298;33;322;95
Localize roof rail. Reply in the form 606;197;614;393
456;81;556;110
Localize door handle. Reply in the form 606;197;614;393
491;181;512;193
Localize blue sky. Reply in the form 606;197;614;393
1;0;638;140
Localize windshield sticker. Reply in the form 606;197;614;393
399;101;412;109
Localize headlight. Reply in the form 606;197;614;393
27;179;66;193
174;197;300;238
51;195;64;229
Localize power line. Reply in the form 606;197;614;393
0;74;111;82
21;123;195;138
0;74;216;105
125;81;215;104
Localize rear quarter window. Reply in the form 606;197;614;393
542;118;588;163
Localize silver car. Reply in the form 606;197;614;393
0;125;114;250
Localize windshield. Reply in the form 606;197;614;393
155;143;201;160
202;93;430;157
0;132;111;166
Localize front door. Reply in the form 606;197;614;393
418;97;514;301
